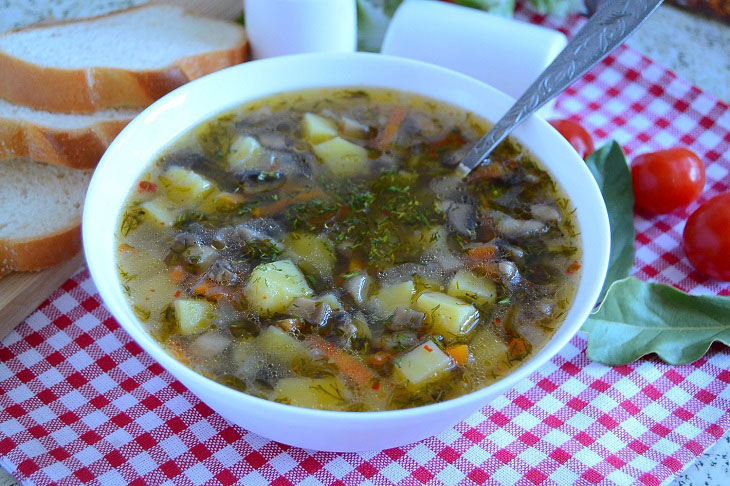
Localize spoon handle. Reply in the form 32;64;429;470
457;0;663;177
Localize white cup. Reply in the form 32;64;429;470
244;0;357;59
381;0;567;118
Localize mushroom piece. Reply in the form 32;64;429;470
206;259;238;285
257;132;289;150
236;170;286;194
217;219;285;247
170;232;200;253
289;297;332;328
429;175;462;199
530;204;561;223
499;260;521;288
441;200;477;237
389;307;425;331
376;331;419;352
331;311;358;341
343;273;372;305
487;210;547;239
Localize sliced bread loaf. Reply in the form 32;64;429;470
0;99;137;168
0;159;91;275
0;4;248;114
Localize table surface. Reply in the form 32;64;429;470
624;6;730;486
1;2;729;485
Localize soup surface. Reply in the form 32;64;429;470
116;88;581;411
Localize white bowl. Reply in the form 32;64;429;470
84;53;609;452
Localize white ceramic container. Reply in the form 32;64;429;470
381;0;568;118
84;53;610;452
244;0;357;59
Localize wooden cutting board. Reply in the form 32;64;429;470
0;0;243;341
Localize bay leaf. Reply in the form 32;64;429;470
584;141;635;301
583;277;730;365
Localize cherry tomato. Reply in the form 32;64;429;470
631;148;705;214
683;193;730;281
548;118;594;159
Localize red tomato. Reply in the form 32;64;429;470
548;118;594;159
631;148;705;214
683;193;730;281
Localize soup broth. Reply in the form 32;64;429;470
116;88;580;411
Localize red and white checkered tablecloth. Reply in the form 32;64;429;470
2;8;730;486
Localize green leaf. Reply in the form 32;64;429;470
583;277;730;366
584;141;635;301
454;0;515;16
528;0;585;16
355;0;516;52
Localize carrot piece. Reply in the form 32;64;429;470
467;245;498;262
169;265;188;284
566;260;582;275
119;243;136;253
193;280;228;301
167;341;192;366
446;344;469;366
193;280;214;296
306;336;375;385
467;261;500;278
468;162;506;182
377;106;407;149
252;188;328;218
508;337;530;361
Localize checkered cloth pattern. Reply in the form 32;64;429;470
2;7;730;486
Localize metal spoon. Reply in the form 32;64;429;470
456;0;663;178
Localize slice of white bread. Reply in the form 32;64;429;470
0;99;137;169
0;4;248;114
0;159;91;275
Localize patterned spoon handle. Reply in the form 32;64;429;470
456;0;664;177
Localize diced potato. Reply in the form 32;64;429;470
372;280;415;317
447;270;497;307
232;339;255;363
174;299;214;336
256;325;308;365
274;377;349;410
182;245;217;273
117;246;165;281
469;328;509;372
414;276;444;293
140;197;177;228
228;135;262;169
196;191;247;214
284;233;336;280
244;259;313;316
313;136;369;177
158;167;216;208
318;293;343;311
394;340;452;389
302;113;338;144
128;271;179;318
414;291;479;342
409;226;447;249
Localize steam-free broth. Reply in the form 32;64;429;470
116;88;581;411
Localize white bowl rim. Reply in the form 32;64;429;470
84;51;610;423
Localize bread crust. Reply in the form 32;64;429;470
0;221;81;274
0;6;248;114
0;116;131;169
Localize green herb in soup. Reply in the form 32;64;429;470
116;88;581;411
